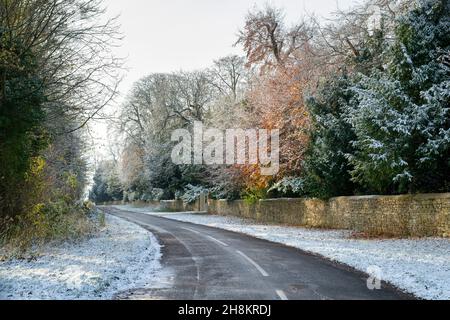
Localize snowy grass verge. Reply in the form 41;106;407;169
0;214;162;300
114;205;450;300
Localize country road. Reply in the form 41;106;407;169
102;206;412;300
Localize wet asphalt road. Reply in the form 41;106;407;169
102;206;412;300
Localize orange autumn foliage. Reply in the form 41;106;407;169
238;64;312;192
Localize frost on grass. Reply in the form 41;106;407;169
0;215;162;300
118;206;450;300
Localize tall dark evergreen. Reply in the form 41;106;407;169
0;34;48;216
303;74;357;198
348;0;450;194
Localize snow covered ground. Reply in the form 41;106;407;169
115;205;450;300
0;214;163;300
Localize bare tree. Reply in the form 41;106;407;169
312;0;411;69
172;71;214;123
209;55;246;101
119;71;214;146
0;0;123;133
236;5;312;71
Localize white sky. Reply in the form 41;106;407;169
105;0;361;96
90;0;362;162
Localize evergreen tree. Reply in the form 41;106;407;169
0;33;48;216
303;74;358;198
89;161;124;203
349;0;450;194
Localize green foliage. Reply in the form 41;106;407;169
301;0;450;197
303;74;358;198
348;0;450;194
208;181;243;201
0;154;96;253
1;0;118;252
0;36;48;217
90;0;450;203
268;177;305;197
89;160;124;203
0;201;99;257
139;188;165;202
242;187;268;204
0;21;92;246
180;184;209;204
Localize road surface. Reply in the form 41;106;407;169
102;206;412;300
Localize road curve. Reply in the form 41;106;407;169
102;206;412;300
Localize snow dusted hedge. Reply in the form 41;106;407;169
208;193;450;238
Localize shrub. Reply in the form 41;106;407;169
242;187;268;204
0;201;99;257
268;177;305;197
180;185;209;204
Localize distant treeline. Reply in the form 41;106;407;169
90;0;450;205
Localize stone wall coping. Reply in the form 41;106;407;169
259;198;315;203
215;199;247;203
212;193;450;203
329;193;450;201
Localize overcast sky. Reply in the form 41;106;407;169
104;0;361;98
91;0;361;161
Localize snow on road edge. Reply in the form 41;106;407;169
115;205;450;300
0;214;163;300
